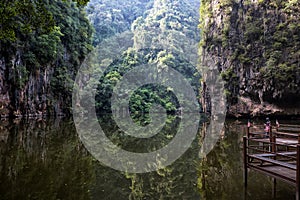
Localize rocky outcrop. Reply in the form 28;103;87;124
0;56;66;118
199;0;300;117
0;0;92;118
227;96;300;117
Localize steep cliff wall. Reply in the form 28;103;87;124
200;0;300;117
0;0;92;118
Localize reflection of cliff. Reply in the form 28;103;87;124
197;122;245;199
0;119;95;200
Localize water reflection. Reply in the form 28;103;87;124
0;119;94;200
0;118;297;199
91;114;201;199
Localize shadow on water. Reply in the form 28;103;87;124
0;117;298;199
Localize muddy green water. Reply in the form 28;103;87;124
0;117;297;200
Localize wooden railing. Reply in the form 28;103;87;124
244;123;300;199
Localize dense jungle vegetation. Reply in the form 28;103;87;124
0;0;299;117
86;0;202;117
0;0;93;117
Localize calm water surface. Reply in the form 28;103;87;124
0;117;297;199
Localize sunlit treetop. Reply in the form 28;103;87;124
69;0;90;6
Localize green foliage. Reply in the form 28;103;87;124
96;48;201;117
73;0;90;6
0;0;55;42
31;26;64;65
91;0;202;117
132;0;200;52
221;68;239;100
260;64;298;90
0;0;93;114
86;0;153;45
199;0;300;104
1;0;93;66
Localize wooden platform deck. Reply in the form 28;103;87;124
243;123;300;199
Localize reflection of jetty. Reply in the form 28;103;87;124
243;123;300;199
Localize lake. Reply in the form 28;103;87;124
0;117;297;199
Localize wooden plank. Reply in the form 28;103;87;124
255;152;297;157
279;124;300;128
276;131;299;137
248;164;296;185
255;153;275;157
249;131;265;135
250;138;298;146
251;152;296;159
278;152;297;156
248;154;296;170
278;129;300;133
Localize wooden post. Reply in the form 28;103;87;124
276;119;279;132
243;136;248;188
296;145;300;200
269;125;276;154
247;120;250;138
272;178;277;199
269;125;272;153
246;126;250;138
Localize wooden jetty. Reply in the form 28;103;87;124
243;122;300;199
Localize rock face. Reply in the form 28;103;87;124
199;0;300;117
0;57;66;118
0;1;92;118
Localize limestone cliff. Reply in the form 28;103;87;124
200;0;300;117
0;0;92;118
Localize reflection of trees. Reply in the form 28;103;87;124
1;119;295;199
125;146;201;200
197;122;245;199
0;119;95;200
122;123;203;199
90;164;132;199
90;114;202;199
